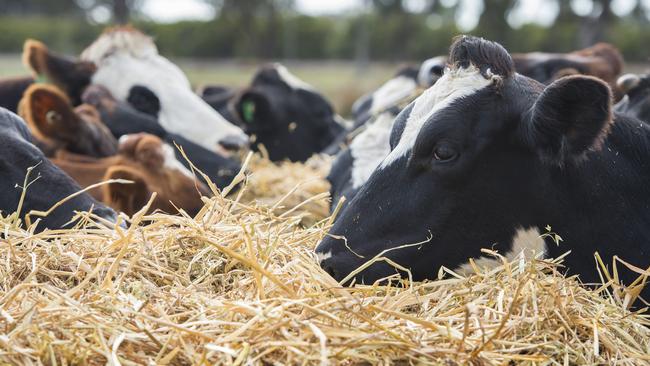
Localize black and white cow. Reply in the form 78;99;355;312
80;27;248;154
82;85;241;188
350;56;447;129
0;107;117;231
328;108;400;209
327;58;449;206
317;36;650;304
198;85;240;123
230;63;347;162
615;73;650;123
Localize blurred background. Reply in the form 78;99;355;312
0;0;648;113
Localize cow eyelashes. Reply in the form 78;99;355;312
432;143;459;162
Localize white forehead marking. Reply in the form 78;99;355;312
455;227;547;275
81;29;158;62
380;64;495;168
350;112;396;188
162;143;194;179
368;76;418;116
418;56;447;87
82;30;246;151
274;63;315;91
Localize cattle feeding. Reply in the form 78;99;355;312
82;85;241;188
80;27;248;154
316;36;650;305
51;133;210;216
228;63;346;162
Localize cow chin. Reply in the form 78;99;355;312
317;240;413;285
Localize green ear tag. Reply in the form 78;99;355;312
242;100;255;123
35;73;48;84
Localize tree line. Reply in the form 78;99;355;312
0;0;648;62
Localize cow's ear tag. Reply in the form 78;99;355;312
35;73;49;84
242;100;256;123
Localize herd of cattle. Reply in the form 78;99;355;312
0;27;649;300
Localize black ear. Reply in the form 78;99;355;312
127;85;161;118
235;90;272;127
526;75;613;164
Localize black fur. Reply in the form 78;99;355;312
0;108;116;231
230;64;345;162
82;86;240;188
317;37;650;305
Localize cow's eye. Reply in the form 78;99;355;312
433;143;458;162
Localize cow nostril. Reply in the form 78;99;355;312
218;134;249;152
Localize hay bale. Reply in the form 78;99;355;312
0;161;648;365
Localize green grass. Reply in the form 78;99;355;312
0;53;399;115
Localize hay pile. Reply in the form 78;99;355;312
235;154;333;226
0;159;649;365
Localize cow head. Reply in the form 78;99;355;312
317;36;616;285
105;133;210;216
512;43;624;93
19;84;117;157
80;27;248;155
231;63;345;162
351;57;448;128
615;73;650;123
23;39;97;105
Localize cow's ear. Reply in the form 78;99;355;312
20;84;79;143
103;166;151;216
525;75;613;164
234;90;271;125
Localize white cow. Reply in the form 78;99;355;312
81;27;248;152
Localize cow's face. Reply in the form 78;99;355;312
316;36;613;284
615;73;650;123
80;28;248;154
232;64;344;161
19;84;117;158
23;40;96;105
107;133;210;216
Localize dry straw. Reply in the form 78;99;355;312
0;154;648;365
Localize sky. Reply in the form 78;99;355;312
140;0;642;30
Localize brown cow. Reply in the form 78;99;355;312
512;43;624;96
19;83;117;158
0;40;96;113
52;134;211;216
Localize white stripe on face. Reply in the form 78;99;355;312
454;226;547;275
368;76;418;116
274;63;315;91
350;112;395;188
380;64;495;169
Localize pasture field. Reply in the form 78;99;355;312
1;53;647;115
0;54;399;115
